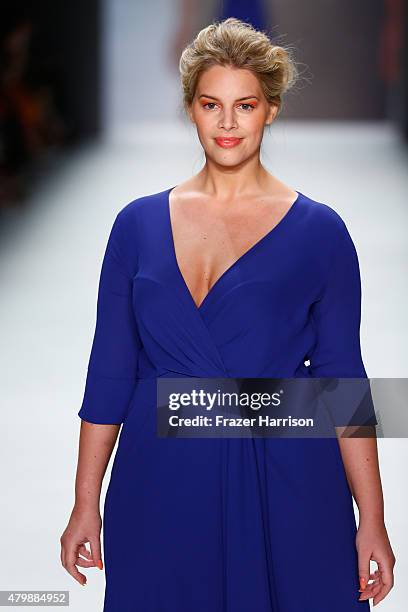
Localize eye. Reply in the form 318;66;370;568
202;102;256;111
202;102;218;110
238;103;256;111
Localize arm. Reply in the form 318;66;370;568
309;217;395;605
61;423;118;585
337;434;394;605
60;210;142;585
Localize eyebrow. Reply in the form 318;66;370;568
198;94;260;101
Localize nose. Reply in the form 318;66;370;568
218;107;237;130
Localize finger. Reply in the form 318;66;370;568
359;580;382;601
371;569;382;583
369;570;381;584
370;580;384;599
66;561;87;585
373;562;394;606
60;540;72;575
64;545;87;585
78;544;93;560
358;569;382;601
89;536;103;570
358;579;379;597
76;556;98;568
358;552;371;592
359;587;381;602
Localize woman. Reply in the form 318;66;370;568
60;18;395;611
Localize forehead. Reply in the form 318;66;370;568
196;65;261;96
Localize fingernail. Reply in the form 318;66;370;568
82;581;87;586
359;577;366;591
97;559;103;570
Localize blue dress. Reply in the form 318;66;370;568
217;0;270;32
78;186;370;611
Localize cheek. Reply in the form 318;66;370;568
246;112;266;130
200;114;218;130
246;116;268;142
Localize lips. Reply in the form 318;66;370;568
215;137;242;148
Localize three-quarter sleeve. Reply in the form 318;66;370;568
309;219;377;426
78;211;142;424
309;220;366;377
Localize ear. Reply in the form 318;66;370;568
265;103;279;125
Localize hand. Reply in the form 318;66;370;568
60;505;104;586
356;518;396;606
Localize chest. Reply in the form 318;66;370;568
168;193;300;310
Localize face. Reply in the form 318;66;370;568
187;64;278;165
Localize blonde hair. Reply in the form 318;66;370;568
179;17;300;118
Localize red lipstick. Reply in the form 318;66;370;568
215;137;242;148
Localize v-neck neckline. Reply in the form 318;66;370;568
165;185;302;312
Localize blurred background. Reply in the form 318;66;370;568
0;0;407;610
